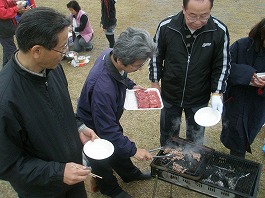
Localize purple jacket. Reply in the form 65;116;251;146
77;49;137;158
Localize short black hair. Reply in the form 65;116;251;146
16;7;70;52
67;0;81;12
183;0;214;9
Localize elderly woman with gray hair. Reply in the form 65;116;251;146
76;27;156;198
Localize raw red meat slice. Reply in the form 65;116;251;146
134;89;161;109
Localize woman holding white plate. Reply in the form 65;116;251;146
221;18;265;158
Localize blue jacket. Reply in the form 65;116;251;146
221;37;265;153
77;49;137;158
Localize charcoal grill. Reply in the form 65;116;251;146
150;139;262;198
152;138;214;180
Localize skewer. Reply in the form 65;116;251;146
71;165;103;179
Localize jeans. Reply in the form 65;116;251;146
73;34;93;52
104;24;116;35
160;100;208;146
0;36;17;67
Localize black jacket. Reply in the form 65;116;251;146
149;11;231;108
101;0;117;29
0;54;83;197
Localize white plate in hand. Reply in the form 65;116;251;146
194;107;221;127
83;139;114;160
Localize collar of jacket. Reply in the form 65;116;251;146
9;51;52;82
104;50;129;87
167;11;217;33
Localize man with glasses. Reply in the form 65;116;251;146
149;0;231;146
76;27;156;198
0;7;98;197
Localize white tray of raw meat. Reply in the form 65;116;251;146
124;88;164;110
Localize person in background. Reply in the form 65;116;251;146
0;7;98;197
15;0;36;23
67;0;94;52
0;0;26;67
221;18;265;159
149;0;231;146
100;0;117;48
76;27;156;198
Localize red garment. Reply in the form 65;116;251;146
0;0;18;20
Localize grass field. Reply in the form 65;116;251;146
0;0;264;197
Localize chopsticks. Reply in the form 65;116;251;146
89;172;103;179
71;165;103;179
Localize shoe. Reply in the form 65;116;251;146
111;191;132;198
85;45;93;51
124;171;152;183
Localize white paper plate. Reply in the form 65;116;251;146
124;88;163;110
194;107;221;127
257;72;265;78
83;139;114;160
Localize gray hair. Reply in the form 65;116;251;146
112;27;156;66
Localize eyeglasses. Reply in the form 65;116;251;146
51;43;68;55
130;58;150;70
186;13;210;23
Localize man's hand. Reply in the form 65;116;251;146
63;162;91;185
151;82;161;92
132;85;146;90
211;93;223;114
79;127;99;145
134;148;153;161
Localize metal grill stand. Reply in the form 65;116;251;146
151;150;262;198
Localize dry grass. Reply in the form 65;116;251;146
0;0;264;197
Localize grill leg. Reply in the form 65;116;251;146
152;175;158;198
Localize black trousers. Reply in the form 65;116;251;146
18;182;87;198
160;101;208;146
88;153;142;197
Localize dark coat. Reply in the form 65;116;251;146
149;11;231;108
221;37;265;153
0;55;83;197
101;0;116;29
77;49;137;158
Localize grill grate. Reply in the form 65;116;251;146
151;138;214;180
151;150;262;198
201;152;261;197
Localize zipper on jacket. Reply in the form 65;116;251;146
180;55;190;107
45;81;48;90
168;27;191;107
168;26;215;107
